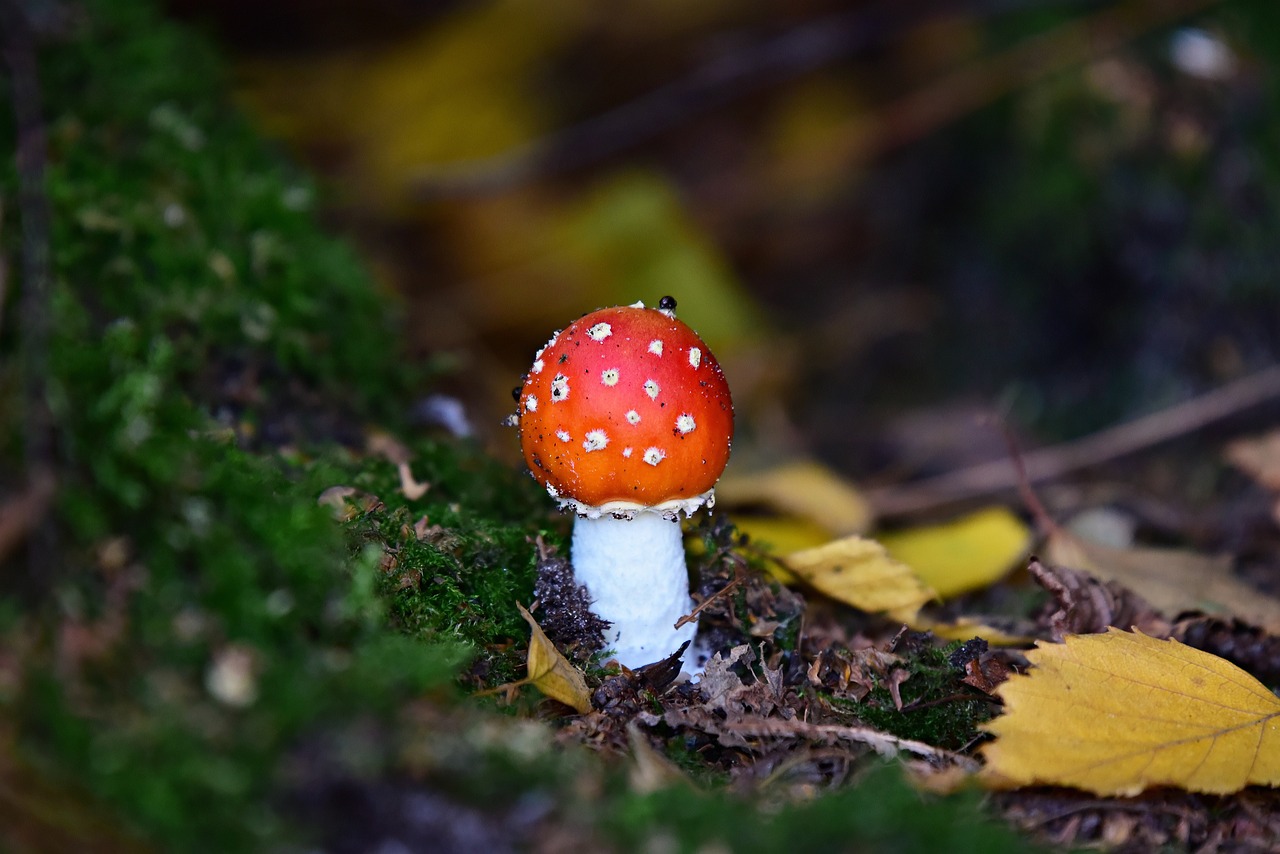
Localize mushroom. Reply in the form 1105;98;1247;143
516;297;734;668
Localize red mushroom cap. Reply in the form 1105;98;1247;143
517;301;734;517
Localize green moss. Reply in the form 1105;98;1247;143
322;440;561;686
832;641;996;751
606;762;1030;854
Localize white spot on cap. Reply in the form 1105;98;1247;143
625;410;641;425
648;339;663;356
525;395;538;412
587;322;612;342
551;374;569;402
644;379;660;400
556;430;570;442
676;414;696;434
629;300;645;309
643;447;665;466
689;347;702;368
546;483;559;499
601;368;620;386
583;430;609;452
531;358;544;374
622;447;633;458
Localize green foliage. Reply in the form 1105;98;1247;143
607;762;1029;854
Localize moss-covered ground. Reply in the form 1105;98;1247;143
0;2;1030;850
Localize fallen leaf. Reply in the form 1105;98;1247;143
626;721;688;794
1027;557;1170;641
730;515;831;562
716;459;874;536
982;629;1280;796
396;461;430;500
780;535;936;622
915;616;1035;646
1047;532;1280;634
878;507;1030;598
1225;429;1280;524
518;603;592;714
1225;429;1280;491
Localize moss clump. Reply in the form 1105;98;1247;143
320;439;562;687
0;0;478;849
830;638;996;751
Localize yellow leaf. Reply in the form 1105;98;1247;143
731;515;831;559
982;629;1280;796
878;507;1029;599
916;615;1033;647
781;535;935;622
517;603;592;714
716;459;873;536
1047;532;1280;633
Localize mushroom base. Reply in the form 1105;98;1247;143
570;512;698;670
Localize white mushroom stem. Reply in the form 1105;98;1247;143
570;512;697;669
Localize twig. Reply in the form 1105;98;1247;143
868;364;1280;518
675;553;746;630
410;0;1217;198
721;717;980;770
2;1;57;585
820;0;1222;168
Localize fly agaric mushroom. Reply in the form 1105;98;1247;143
516;297;733;668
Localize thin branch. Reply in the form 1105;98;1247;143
721;716;981;769
410;0;1217;197
868;364;1280;518
2;0;57;585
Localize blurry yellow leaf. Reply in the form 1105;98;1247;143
878;507;1029;599
238;0;585;203
781;536;935;622
731;515;831;559
717;459;873;536
917;616;1034;646
982;629;1280;795
1047;532;1280;633
518;603;592;714
560;172;765;354
440;171;765;360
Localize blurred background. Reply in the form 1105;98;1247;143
169;0;1280;525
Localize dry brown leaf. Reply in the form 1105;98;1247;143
1047;531;1280;634
1225;429;1280;491
982;629;1280;796
1226;429;1280;524
396;461;430;500
517;603;592;714
1028;558;1170;641
780;535;936;622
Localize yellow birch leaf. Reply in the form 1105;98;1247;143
716;459;874;536
781;535;936;622
981;629;1280;796
878;507;1030;599
517;603;592;714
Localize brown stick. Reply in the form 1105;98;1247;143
868;364;1280;518
2;1;58;585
